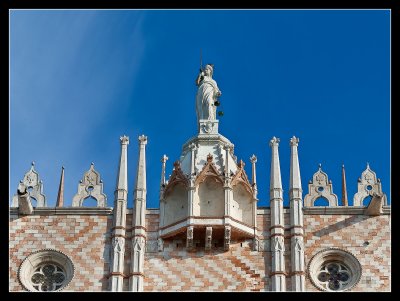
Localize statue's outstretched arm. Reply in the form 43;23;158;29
195;71;204;86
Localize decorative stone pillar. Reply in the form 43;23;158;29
289;136;305;291
269;137;286;291
129;135;147;292
223;144;233;220
110;136;129;291
188;143;197;220
158;154;168;251
250;154;259;251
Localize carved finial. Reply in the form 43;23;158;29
173;160;180;169
189;143;197;151
120;135;129;145
290;136;299;146
269;136;280;147
238;160;245;169
31;161;35;167
250;154;257;163
72;162;107;207
161;154;169;163
138;134;148;144
207;153;213;162
366;162;370;169
318;163;322;170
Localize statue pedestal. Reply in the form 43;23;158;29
198;120;219;135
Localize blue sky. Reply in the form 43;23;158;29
10;9;390;209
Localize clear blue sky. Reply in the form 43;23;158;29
10;9;390;209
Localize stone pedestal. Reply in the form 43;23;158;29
199;120;219;135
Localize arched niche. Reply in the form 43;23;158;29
197;177;224;217
163;182;188;226
231;183;253;226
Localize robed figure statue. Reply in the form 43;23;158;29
195;64;222;124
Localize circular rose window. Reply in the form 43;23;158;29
308;248;362;292
19;249;74;292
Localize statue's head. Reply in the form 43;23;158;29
204;64;214;77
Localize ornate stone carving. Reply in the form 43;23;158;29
353;163;387;206
294;237;303;252
272;236;284;252
290;136;300;147
203;121;213;133
291;236;305;277
72;163;107;207
308;248;362;292
18;249;74;292
138;134;147;145
304;164;338;207
163;161;189;198
133;237;145;252
131;236;146;291
205;227;213;251
120;135;129;145
111;237;125;274
230;159;253;196
269;136;280;147
224;226;231;251
195;154;224;186
12;162;46;208
186;226;194;250
113;237;125;253
271;236;285;272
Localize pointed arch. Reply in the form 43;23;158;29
163;161;189;198
353;164;387;206
304;166;338;207
230;160;253;196
194;154;224;186
72;163;107;207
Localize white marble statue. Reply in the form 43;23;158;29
195;64;222;123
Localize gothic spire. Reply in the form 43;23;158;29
116;136;129;192
289;136;302;193
342;164;348;206
56;166;65;207
269;137;282;197
134;135;147;200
